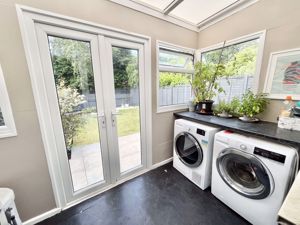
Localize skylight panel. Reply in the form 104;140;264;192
135;0;174;10
170;0;238;24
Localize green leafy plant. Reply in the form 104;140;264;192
230;97;242;117
238;90;268;118
57;80;87;154
214;100;232;115
192;61;226;102
192;42;228;103
159;72;190;87
214;97;241;117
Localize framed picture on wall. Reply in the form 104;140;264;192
264;48;300;100
0;63;17;138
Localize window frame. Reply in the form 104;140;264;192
196;30;266;97
0;64;17;138
156;40;195;113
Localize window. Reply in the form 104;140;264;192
199;31;265;104
157;42;194;112
0;64;17;138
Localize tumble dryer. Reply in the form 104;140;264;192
173;119;220;190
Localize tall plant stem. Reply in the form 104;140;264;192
207;41;226;96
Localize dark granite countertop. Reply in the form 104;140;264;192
174;111;300;148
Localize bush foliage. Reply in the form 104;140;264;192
159;72;190;87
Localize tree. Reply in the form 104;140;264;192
224;45;258;76
112;47;139;89
52;56;79;89
57;80;87;152
127;57;139;88
202;41;258;77
49;36;95;93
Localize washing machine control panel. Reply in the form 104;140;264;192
254;147;286;163
196;128;206;136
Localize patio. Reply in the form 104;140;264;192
69;133;141;191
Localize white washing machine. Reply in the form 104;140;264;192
211;131;299;225
173;119;220;190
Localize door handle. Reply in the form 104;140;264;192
111;111;119;127
97;112;106;128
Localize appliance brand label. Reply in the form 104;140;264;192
201;140;208;145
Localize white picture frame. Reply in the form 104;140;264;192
0;64;17;138
264;48;300;100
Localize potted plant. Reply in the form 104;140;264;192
229;97;242;117
238;90;268;122
192;42;226;115
213;97;241;118
213;100;232;118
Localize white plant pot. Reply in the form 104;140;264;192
239;115;259;122
218;111;232;118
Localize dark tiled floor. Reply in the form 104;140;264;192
38;163;250;225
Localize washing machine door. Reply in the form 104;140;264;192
217;148;274;199
175;132;203;168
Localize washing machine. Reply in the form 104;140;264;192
173;119;220;190
211;131;299;225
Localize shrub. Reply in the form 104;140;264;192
159;72;190;87
57;80;87;151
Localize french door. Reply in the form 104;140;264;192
35;23;147;204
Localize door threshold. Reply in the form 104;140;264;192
63;168;150;210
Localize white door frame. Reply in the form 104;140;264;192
16;4;152;209
104;38;147;181
35;23;112;203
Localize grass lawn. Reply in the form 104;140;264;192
73;107;140;146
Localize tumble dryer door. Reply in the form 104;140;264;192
175;132;203;168
216;148;274;199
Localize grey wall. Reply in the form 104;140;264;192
0;0;197;221
197;0;300;122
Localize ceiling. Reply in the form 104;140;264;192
110;0;259;31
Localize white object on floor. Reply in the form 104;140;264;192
211;130;299;225
173;119;220;190
0;188;22;225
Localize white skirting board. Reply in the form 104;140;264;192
151;157;173;169
22;157;173;225
23;208;61;225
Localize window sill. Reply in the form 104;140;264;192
156;104;188;114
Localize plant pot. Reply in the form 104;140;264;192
239;115;260;122
218;111;232;118
67;148;72;160
196;100;214;115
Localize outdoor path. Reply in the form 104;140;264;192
69;133;141;191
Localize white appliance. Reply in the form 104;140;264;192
211;131;299;225
173;119;220;190
0;188;22;225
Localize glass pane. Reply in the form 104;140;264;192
159;72;192;107
137;0;174;10
175;133;200;165
225;157;262;189
159;49;194;70
48;36;104;192
112;46;142;174
201;39;260;103
0;108;5;126
170;0;237;24
220;154;267;193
